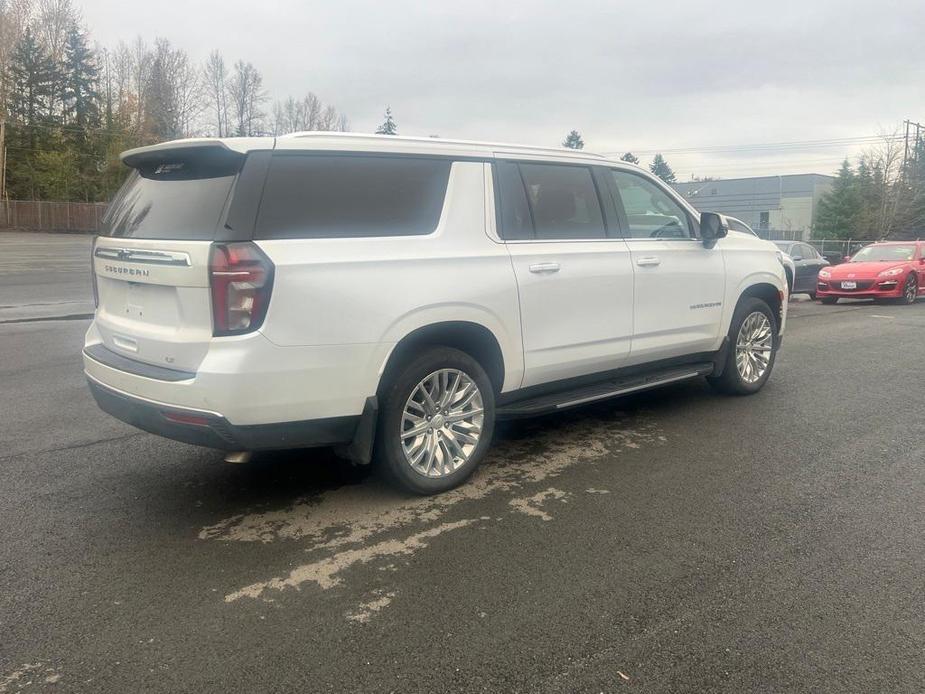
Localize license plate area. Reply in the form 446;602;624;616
841;281;857;289
125;282;146;319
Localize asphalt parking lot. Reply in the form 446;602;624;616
1;232;924;693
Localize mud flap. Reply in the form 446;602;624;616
335;396;378;465
710;336;731;378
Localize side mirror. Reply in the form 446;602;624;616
843;256;852;263
699;212;728;246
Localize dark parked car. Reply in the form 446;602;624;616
773;241;830;299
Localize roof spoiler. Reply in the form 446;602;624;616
121;139;244;170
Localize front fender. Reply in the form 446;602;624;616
725;269;788;335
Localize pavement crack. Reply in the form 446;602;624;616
0;313;94;324
6;432;145;459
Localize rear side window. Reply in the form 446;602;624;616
255;155;451;239
496;161;533;240
496;162;606;240
103;149;241;239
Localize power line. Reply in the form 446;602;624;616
603;134;902;157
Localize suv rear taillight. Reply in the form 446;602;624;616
90;236;99;308
209;242;274;336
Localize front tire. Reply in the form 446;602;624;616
900;274;918;304
708;297;778;396
375;347;495;495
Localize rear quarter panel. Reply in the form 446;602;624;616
255;161;524;392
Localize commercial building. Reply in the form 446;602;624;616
673;174;834;240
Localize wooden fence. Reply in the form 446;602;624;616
0;200;107;233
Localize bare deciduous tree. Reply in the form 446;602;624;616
147;38;202;139
204;50;229;137
860;129;904;238
33;0;75;62
270;92;348;135
228;59;266;136
129;36;152;136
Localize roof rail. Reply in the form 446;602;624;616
280;131;607;158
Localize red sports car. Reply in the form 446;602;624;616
816;241;925;304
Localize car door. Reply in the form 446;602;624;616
607;168;725;363
916;244;925;292
495;159;634;388
790;243;815;292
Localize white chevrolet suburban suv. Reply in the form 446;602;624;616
85;133;787;494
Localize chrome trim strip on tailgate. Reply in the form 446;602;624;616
94;247;192;266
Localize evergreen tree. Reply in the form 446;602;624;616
5;29;58;136
649;153;676;183
562;129;584;149
895;138;925;237
620;152;639;164
853;157;881;237
814;160;863;239
4;29;60;199
62;25;101;130
375;106;397;135
62;25;105;201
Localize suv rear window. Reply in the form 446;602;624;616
255;154;451;239
103;149;241;239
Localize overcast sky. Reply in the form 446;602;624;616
77;0;924;180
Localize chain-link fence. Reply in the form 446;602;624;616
0;201;107;233
805;239;869;263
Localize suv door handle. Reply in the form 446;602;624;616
636;256;661;267
529;262;560;274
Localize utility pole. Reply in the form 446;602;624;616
0;119;6;203
901;120;923;183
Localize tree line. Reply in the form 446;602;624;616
814;132;925;240
0;0;349;202
562;129;678;183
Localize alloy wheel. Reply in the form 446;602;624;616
905;275;917;303
400;368;484;478
735;312;773;384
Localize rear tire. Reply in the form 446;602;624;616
708;297;778;396
375;347;495;495
820;296;838;305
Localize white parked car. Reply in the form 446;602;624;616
85;133;788;494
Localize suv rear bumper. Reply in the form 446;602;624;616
87;375;359;450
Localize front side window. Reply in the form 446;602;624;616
727;218;755;235
255;154;451;239
610;170;692;239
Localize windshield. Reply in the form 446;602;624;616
850;245;916;262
